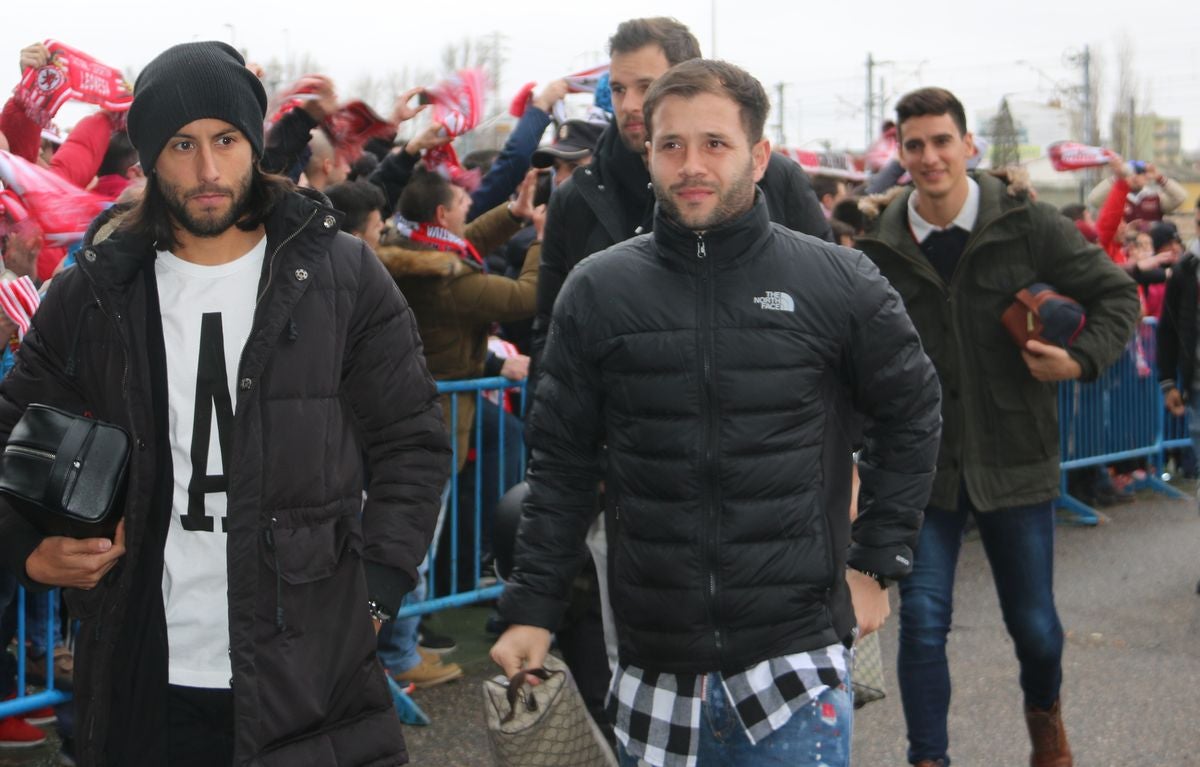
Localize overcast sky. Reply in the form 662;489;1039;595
5;0;1199;154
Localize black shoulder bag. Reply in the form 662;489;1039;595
0;404;130;539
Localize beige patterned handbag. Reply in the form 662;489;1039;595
482;653;617;767
851;631;888;708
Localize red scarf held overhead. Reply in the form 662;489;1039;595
405;222;484;269
14;40;132;127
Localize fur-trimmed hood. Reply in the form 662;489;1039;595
858;166;1033;220
374;236;467;279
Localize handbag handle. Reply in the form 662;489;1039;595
501;667;560;723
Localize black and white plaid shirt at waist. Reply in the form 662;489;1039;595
606;642;851;767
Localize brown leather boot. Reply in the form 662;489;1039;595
1025;698;1073;767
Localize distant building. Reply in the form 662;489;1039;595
1111;113;1182;169
976;98;1084;205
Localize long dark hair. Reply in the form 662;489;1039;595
120;162;293;251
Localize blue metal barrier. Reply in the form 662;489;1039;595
0;588;70;720
0;377;527;720
4;347;1189;719
1057;318;1187;524
397;376;526;618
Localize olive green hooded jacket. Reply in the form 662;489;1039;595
856;169;1139;511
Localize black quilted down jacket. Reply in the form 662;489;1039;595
0;189;450;766
500;194;941;673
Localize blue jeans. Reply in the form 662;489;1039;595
897;493;1063;765
377;483;451;675
617;674;853;767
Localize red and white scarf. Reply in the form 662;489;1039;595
14;40;132;127
0;274;41;341
392;216;484;269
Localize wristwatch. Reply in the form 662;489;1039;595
849;566;890;590
367;599;394;623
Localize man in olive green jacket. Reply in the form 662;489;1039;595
856;88;1138;767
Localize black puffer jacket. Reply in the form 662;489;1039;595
0;189;450;766
531;121;833;364
500;194;941;673
1158;251;1200;398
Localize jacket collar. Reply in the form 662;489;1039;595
80;186;339;294
591;119;651;195
868;171;1024;256
652;190;773;270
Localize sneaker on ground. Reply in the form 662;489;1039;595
417;620;458;655
393;650;464;689
0;715;47;748
22;706;56;726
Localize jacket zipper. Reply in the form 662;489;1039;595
90;292;131;397
243;209;317;636
236;208;319;393
695;234;723;661
257;208;318;306
4;445;56;461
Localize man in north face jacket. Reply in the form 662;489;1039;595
493;59;941;767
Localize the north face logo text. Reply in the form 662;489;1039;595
753;291;795;312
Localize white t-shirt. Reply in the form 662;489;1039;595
156;237;266;688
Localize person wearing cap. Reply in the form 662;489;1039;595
0;41;450;766
531;119;604;188
1140;220;1184;318
856;87;1139;767
1086;158;1188;224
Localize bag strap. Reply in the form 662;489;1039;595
46;418;93;507
502;667;561;724
1015;288;1038;311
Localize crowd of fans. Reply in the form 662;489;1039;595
0;21;1193;767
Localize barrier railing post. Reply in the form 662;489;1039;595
16;585;26;695
397;377;524;619
1055;318;1187;523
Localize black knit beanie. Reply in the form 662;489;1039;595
127;41;267;173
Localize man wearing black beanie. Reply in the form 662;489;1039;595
0;40;450;766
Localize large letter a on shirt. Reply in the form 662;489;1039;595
182;312;235;533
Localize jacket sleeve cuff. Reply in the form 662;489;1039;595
846;543;915;582
1068;348;1099;382
3;516;49;592
363;560;415;619
1160;378;1178;393
496;583;568;632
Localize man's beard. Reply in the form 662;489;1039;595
618;118;647;155
653;159;756;232
159;170;253;238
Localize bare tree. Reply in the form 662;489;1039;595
990;99;1021;169
1085;47;1103;146
1112;33;1152;159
